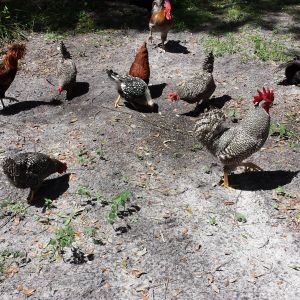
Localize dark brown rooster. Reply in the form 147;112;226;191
129;42;150;84
0;44;26;108
2;152;67;203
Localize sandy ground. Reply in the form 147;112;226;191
0;29;299;300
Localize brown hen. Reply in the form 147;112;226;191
0;43;26;108
129;42;150;84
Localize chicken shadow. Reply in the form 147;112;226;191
181;95;232;117
149;83;167;99
229;170;299;191
277;79;300;86
124;102;159;113
0;98;61;116
32;173;70;207
164;40;190;54
67;82;90;100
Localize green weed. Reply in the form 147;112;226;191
48;224;75;253
0;199;28;217
235;212;247;223
76;186;92;198
107;191;132;225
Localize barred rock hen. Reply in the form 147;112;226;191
129;42;150;84
149;0;173;50
194;88;274;187
168;52;216;107
107;69;157;112
277;55;300;85
2;152;67;203
0;44;26;108
57;41;77;99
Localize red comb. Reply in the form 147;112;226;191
253;87;274;104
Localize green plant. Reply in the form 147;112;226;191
76;186;91;197
44;32;64;41
48;224;75;253
76;11;96;33
210;216;218;226
270;123;299;145
43;198;55;212
235;212;247;223
84;227;97;238
107;191;132;225
0;199;28;217
275;186;296;198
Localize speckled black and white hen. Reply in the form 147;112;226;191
2;152;67;203
57;41;77;99
106;69;157;111
194;88;274;187
168;52;216;106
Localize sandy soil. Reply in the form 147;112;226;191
0;29;299;300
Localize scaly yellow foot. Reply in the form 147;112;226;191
240;162;263;172
114;95;121;108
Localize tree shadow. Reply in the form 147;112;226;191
149;83;167;99
229;170;299;191
32;173;70;207
0;98;61;116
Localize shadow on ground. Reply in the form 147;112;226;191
32;174;70;207
0;99;61;116
230;170;299;191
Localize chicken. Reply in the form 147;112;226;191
106;69;157;112
149;0;173;50
168;52;216;107
0;43;26;108
57;41;77;99
194;88;274;187
129;42;150;84
277;55;300;85
2;152;67;203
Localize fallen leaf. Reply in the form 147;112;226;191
136;248;147;257
70;118;78;123
23;288;36;296
69;174;77;181
5;266;19;277
173;288;182;297
182;228;189;236
142;290;149;300
224;200;235;205
131;269;146;278
211;283;219;293
104;282;112;289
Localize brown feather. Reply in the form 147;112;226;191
0;44;26;96
129;42;150;84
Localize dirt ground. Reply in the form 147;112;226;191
0;27;299;300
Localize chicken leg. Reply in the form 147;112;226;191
0;98;5;108
27;189;37;204
239;162;263;172
114;95;121;108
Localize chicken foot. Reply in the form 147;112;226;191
114;95;121;108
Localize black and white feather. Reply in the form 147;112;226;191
57;41;77;97
106;69;155;110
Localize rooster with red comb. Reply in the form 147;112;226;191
194;87;274;187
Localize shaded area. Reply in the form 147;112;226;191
149;83;167;99
164;40;190;54
180;94;232;117
32;174;70;207
0;98;61;116
1;0;299;39
229;170;299;191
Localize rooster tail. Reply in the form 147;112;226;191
194;110;227;145
106;69;121;83
59;41;71;59
202;51;214;73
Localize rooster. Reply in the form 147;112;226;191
57;41;77;100
0;44;26;108
149;0;173;50
2;152;67;203
277;55;300;85
107;69;157;112
129;42;150;84
194;88;274;187
168;52;216;107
